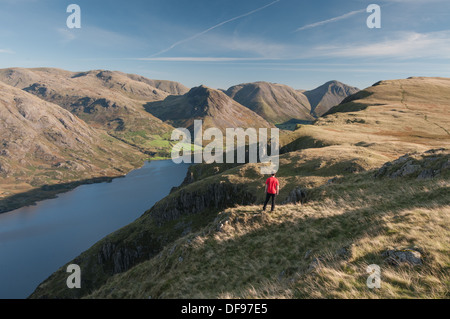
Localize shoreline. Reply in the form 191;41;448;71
0;158;177;215
0;175;122;215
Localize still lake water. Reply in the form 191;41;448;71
0;160;189;299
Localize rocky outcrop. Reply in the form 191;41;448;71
282;187;307;205
150;182;257;226
94;181;257;276
374;149;449;179
383;248;423;266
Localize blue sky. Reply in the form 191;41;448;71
0;0;449;90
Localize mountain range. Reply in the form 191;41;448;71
145;85;272;133
6;69;447;299
0;67;359;210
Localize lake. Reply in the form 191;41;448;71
0;160;189;299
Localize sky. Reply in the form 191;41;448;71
0;0;449;90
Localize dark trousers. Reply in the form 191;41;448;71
263;193;276;211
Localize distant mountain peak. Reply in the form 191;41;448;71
146;86;272;133
304;81;360;117
225;81;313;124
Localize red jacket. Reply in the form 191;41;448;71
266;177;279;195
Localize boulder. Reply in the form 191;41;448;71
283;187;307;205
391;161;421;178
383;248;423;266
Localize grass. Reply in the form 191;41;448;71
85;167;449;299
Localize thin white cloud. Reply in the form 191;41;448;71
57;26;147;49
149;0;281;57
137;57;280;62
295;9;366;32
0;48;14;54
188;32;290;59
315;30;450;59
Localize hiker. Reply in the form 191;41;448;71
263;173;280;212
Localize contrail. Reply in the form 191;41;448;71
149;0;281;57
295;9;365;32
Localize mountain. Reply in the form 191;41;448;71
303;80;359;117
0;68;188;155
0;81;145;213
146;85;273;133
30;77;450;299
283;77;450;155
225;82;314;124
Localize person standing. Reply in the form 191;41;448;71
263;173;280;212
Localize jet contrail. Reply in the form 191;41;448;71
150;0;281;57
295;9;365;32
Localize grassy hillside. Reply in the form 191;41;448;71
0;68;185;156
0;81;145;213
282;77;450;155
87;150;449;298
29;77;450;299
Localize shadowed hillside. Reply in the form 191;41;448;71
304;81;359;117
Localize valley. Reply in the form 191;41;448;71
0;68;356;214
4;74;445;299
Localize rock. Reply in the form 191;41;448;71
443;160;450;170
327;177;338;185
391;161;421;178
150;182;257;226
417;169;439;180
304;250;313;260
169;245;177;256
307;257;323;272
375;149;449;179
425;148;446;154
383;248;423;266
216;223;224;232
112;247;140;273
0;162;11;176
283;187;307;205
336;244;354;260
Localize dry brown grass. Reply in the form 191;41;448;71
86;168;450;299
